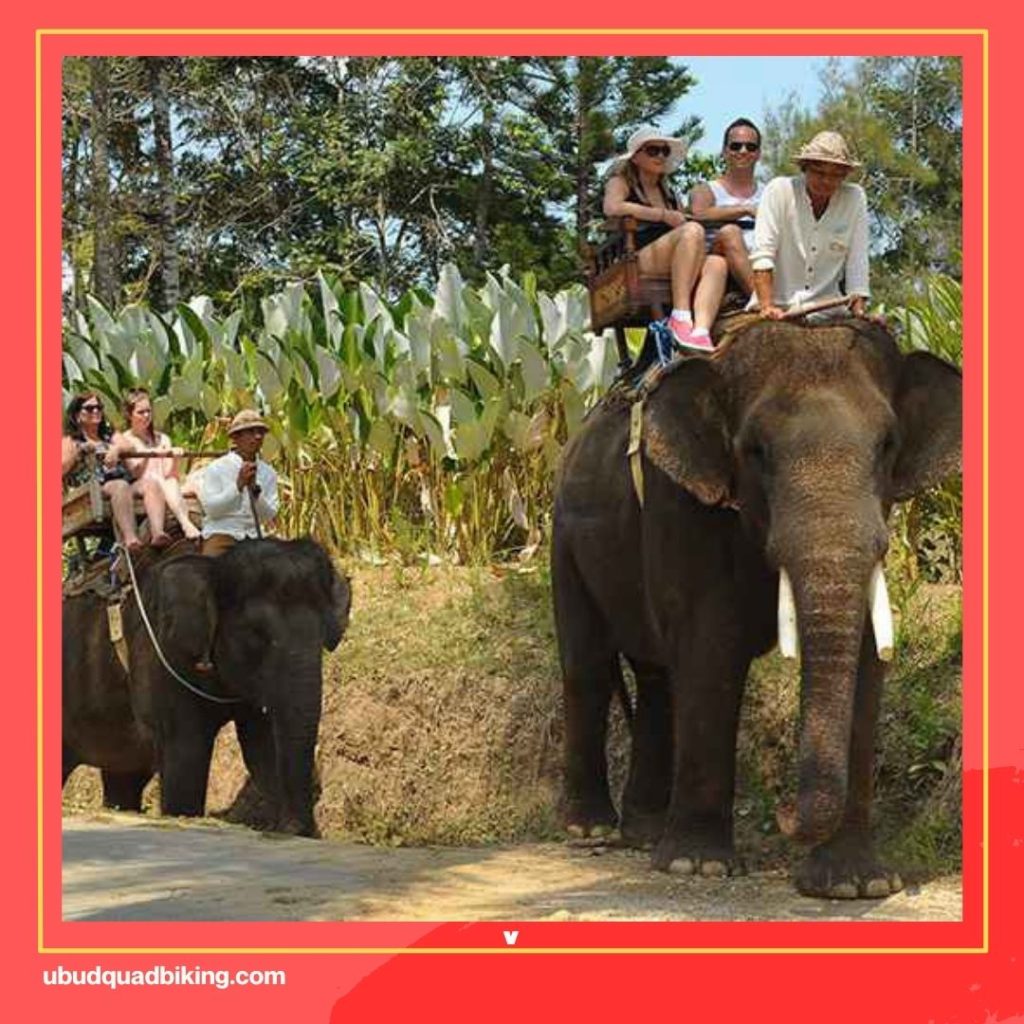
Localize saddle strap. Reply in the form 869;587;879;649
105;601;130;673
627;398;645;507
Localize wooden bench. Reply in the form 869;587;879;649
583;215;753;369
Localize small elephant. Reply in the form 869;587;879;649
551;319;961;897
62;537;351;836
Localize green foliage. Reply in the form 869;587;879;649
63;267;615;564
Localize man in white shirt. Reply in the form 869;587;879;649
199;409;279;557
748;131;870;320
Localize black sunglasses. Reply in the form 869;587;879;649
641;143;672;158
81;403;104;412
727;141;760;153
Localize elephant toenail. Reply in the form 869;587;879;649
701;860;728;878
668;857;696;875
829;882;859;899
864;878;893;898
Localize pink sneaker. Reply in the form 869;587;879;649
668;317;714;353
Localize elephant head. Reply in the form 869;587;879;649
144;537;352;835
643;320;961;844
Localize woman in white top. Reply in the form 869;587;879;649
689;118;764;295
121;388;201;542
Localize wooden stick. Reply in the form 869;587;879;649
778;295;855;320
116;449;226;460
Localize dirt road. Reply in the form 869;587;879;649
62;812;962;923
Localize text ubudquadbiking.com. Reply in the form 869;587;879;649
42;966;286;990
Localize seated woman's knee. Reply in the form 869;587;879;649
681;220;706;243
714;223;744;251
705;253;729;278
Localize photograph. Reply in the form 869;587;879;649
5;7;1020;1023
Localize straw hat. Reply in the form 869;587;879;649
793;131;862;169
613;126;688;172
227;409;269;436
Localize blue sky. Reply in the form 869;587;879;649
667;56;854;158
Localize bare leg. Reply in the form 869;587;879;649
693;254;729;332
637;221;707;311
134;477;169;544
103;480;141;550
160;476;201;539
712;224;754;294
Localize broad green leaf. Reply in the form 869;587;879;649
517;339;549;403
435;263;466;334
502;410;533;451
466;359;502;401
318;272;344;347
254;350;285;405
367;417;395;460
315;348;343;400
453;416;488;463
449;387;477;426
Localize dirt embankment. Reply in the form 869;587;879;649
63;566;962;922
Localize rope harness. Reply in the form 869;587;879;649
117;543;242;706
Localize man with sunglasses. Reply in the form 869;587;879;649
748;130;870;321
689;118;765;296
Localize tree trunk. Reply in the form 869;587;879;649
88;57;117;309
147;57;180;311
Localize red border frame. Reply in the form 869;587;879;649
6;5;1018;1021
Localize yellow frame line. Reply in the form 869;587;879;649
37;29;983;958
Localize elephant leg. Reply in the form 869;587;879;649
552;542;619;839
101;769;150;812
652;617;751;877
235;709;282;817
158;710;220;818
796;628;904;898
619;658;672;849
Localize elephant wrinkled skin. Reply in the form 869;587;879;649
62;537;351;837
551;319;961;898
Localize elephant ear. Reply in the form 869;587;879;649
324;572;352;652
151;557;219;667
892;351;962;501
642;359;734;506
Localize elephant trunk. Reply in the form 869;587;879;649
270;655;323;838
778;558;871;845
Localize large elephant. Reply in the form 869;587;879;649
551;319;961;897
62;537;351;836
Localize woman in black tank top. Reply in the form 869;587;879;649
603;126;728;351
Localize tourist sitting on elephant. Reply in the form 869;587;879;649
603;125;727;352
199;409;279;557
121;387;201;543
688;117;764;296
61;391;164;553
749;130;870;320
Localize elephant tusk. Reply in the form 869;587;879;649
777;568;799;660
869;563;895;662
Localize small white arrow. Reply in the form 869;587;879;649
503;930;519;946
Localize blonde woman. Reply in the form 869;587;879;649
603;125;727;352
121;388;201;542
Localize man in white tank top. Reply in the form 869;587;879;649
689;117;764;295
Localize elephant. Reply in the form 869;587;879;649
551;318;961;898
62;537;352;836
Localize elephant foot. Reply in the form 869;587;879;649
795;834;904;899
619;808;666;850
565;795;619;844
652;827;743;879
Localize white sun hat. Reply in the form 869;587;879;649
614;126;688;173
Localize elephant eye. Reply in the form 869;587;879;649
742;438;768;467
878;429;898;461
